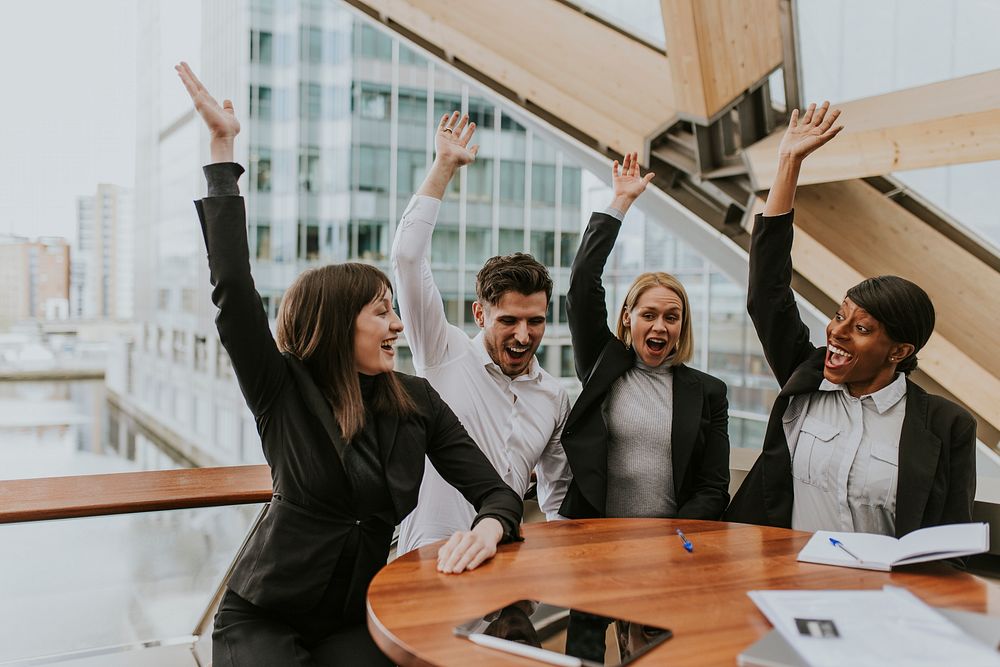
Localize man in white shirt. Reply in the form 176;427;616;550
392;111;572;554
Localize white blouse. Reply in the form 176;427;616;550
786;372;907;535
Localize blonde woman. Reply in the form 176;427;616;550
559;153;730;520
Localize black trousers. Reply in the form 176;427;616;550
212;589;394;667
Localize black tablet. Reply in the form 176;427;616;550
454;600;672;666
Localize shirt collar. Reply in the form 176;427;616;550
473;331;541;381
818;372;907;414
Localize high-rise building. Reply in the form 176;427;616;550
72;184;134;320
123;1;776;466
0;235;71;326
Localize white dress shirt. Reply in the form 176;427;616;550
787;372;907;535
391;195;572;554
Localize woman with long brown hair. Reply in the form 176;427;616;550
177;62;522;667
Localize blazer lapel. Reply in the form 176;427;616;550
284;354;348;462
670;365;701;484
566;340;633;431
778;348;828;399
895;382;941;537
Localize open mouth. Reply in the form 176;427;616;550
825;343;852;369
381;338;396;353
645;337;668;353
505;344;530;362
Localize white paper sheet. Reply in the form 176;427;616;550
748;587;1000;667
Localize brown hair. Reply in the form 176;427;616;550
276;263;415;441
615;272;694;365
476;253;553;306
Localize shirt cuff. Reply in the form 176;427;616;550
756;208;795;224
400;195;442;227
601;206;625;221
472;513;523;544
203;163;245;197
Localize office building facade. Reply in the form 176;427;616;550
124;1;776;467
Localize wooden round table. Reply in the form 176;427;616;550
367;519;998;666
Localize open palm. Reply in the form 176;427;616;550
777;101;843;160
176;61;240;141
435;111;479;166
613;152;655;200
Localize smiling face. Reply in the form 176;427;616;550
353;288;404;375
473;290;547;378
824;297;914;396
624;285;684;368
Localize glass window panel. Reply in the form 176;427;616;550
250;85;272;120
562;166;581;206
357;146;390;192
298;222;320;261
298;147;320;192
299;82;322;120
355;220;387;261
431;228;460;264
251;146;272;192
0;504;263;663
499;228;523;255
300;25;322;64
560;231;580;267
467;158;493;202
500;160;525;202
531;164;556;205
531;230;555;267
466;227;491;267
255;225;271;260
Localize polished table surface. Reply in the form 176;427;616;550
366;519;1000;666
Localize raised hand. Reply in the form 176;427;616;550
175;61;239;163
609;152;655;215
763;102;844;215
613;152;655;200
434;111;479;167
776;101;843;162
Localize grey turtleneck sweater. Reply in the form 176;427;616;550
603;360;676;518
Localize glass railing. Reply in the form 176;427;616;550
0;503;264;665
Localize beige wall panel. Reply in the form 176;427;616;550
361;0;675;155
746;69;1000;187
661;0;782;120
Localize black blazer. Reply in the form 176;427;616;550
724;211;977;537
195;195;522;615
559;212;731;520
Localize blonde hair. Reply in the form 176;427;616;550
615;272;694;365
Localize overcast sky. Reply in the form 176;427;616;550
0;1;138;243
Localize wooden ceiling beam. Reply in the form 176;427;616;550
351;0;677;158
745;69;1000;188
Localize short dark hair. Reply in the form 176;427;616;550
846;275;935;374
475;253;553;306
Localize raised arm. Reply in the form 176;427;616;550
178;62;286;417
391;112;479;370
749;102;843;385
567;153;654;378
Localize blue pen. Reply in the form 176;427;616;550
676;529;694;553
829;537;861;562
